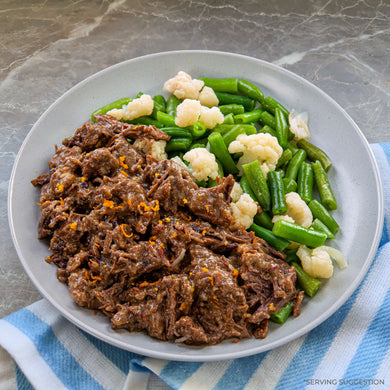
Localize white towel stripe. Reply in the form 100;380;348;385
147;373;175;390
181;360;233;390
245;335;307;390
137;359;173;390
123;370;150;390
0;321;66;390
142;357;170;376
28;300;127;390
310;244;390;388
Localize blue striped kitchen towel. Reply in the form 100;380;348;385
1;143;389;390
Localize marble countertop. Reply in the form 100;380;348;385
1;0;389;319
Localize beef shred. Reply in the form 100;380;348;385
32;115;301;345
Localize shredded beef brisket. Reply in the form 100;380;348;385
32;115;301;345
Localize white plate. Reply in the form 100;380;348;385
8;51;384;361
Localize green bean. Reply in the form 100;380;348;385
207;159;224;187
165;137;192;152
287;129;296;141
223;113;235;124
276;148;293;169
286;141;299;155
275;108;289;148
222;125;246;147
156;111;176;127
254;212;274;230
200;77;238;93
242;160;271;211
297;162;314;204
234;109;263;124
241;175;273;230
246;126;257;135
263;96;289;118
218;104;245;115
128;117;164;127
207;178;217;187
208;132;239;174
240;174;257;201
196;179;208;187
272;219;327;248
268;170;287;215
270;301;294;324
91;97;132;121
312;160;337;210
297;139;332;171
249;223;290;252
167;151;184;160
285;149;307;181
191;121;207;139
259;111;276;129
216;158;224;178
292;262;322;297
284;248;300;264
151;95;166;119
310;218;335;239
237;79;265;103
192;136;208;146
166;94;181;117
283;177;297;193
189;143;207;150
276;168;285;178
308;200;339;234
153;94;166;109
259;125;277;138
214;124;257;136
215;91;256;111
161;127;192;139
214;124;234;135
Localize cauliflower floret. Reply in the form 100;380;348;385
199;86;219;107
107;94;154;121
198;106;224;129
170;156;188;170
289;109;310;140
272;214;295;224
231;193;258;230
175;99;202;128
183;147;219;182
228;133;283;176
284;192;312;227
297;245;333;278
231;182;244;202
163;71;204;100
133;139;167;160
105;108;123;119
316;245;348;270
150;140;168;160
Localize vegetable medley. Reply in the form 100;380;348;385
91;71;347;325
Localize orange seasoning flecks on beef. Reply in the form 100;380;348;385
31;115;300;345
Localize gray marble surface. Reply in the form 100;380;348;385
1;0;389;320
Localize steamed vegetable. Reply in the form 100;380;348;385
91;71;346;315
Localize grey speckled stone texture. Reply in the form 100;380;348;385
1;0;389;318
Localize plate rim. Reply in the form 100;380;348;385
8;50;385;361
